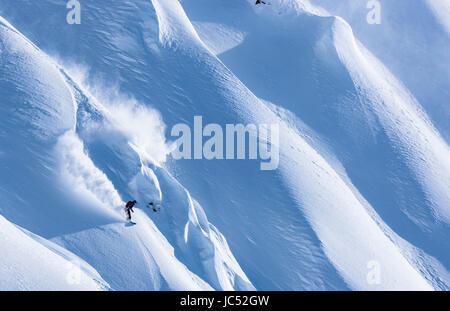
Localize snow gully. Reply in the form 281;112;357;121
170;116;280;170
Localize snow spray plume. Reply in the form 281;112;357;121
60;62;172;165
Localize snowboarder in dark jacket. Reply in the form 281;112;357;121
125;200;136;221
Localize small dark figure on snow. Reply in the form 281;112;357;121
255;0;266;5
147;202;160;213
125;200;137;221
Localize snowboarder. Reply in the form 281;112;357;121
255;0;267;5
125;200;137;222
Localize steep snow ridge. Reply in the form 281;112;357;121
55;128;210;290
182;0;449;289
307;0;450;143
0;15;102;238
425;0;450;35
258;102;435;290
60;48;254;290
332;18;450;224
190;22;247;56
0;14;124;290
142;162;255;290
151;0;205;51
0;215;107;290
51;212;213;291
62;72;254;290
1;0;448;290
0;17;108;290
278;128;435;290
0;13;250;290
158;0;434;290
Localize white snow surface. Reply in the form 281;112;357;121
0;0;448;290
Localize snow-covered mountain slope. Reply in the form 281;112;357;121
307;0;450;143
0;12;252;291
183;0;450;288
0;0;448;290
0;214;108;290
